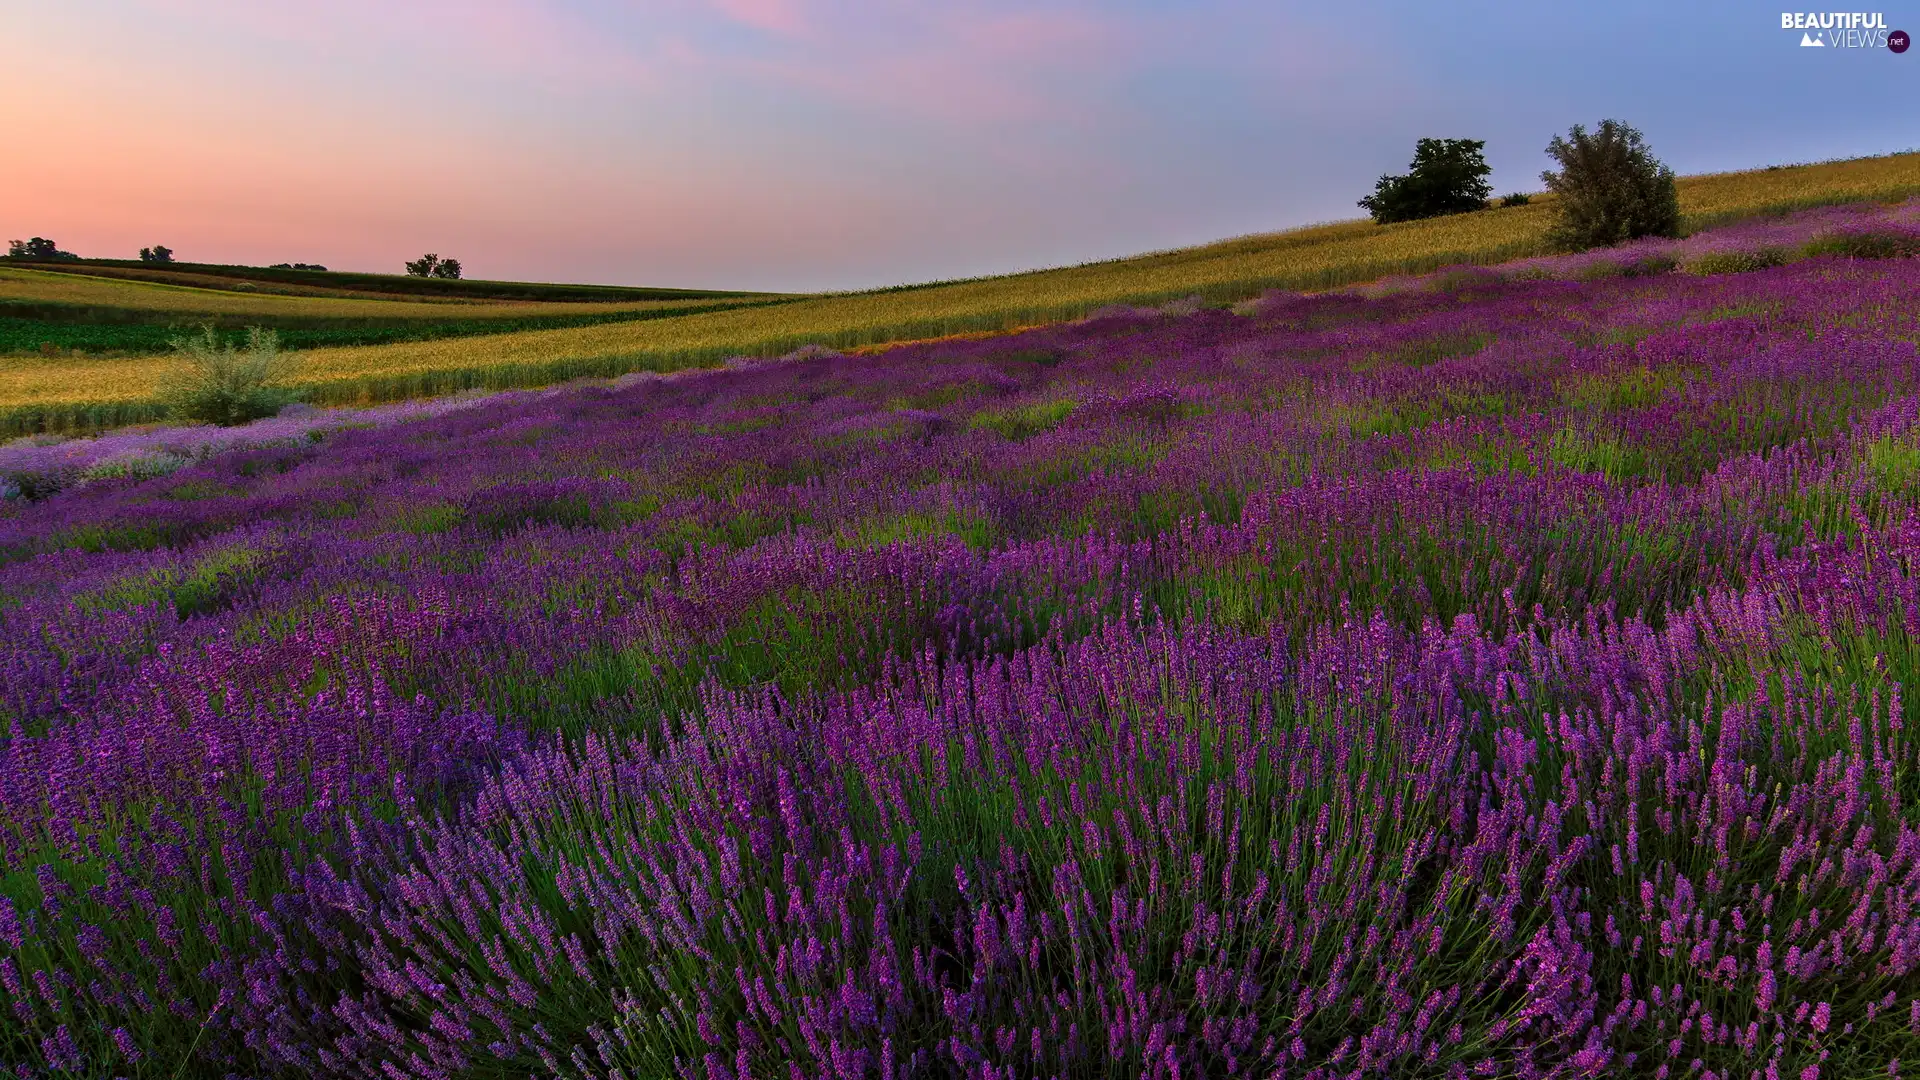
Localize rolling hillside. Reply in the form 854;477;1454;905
4;150;1918;436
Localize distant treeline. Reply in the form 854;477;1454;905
0;256;772;303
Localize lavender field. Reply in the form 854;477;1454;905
7;202;1920;1079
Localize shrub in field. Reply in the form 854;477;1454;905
1683;247;1790;275
158;325;302;426
1358;137;1493;224
1800;228;1920;259
1541;119;1681;250
1498;191;1532;207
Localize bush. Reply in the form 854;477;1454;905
1358;138;1493;224
1498;192;1532;207
157;326;302;426
1683;248;1790;275
1540;120;1680;251
1799;230;1920;260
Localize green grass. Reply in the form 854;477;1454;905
969;398;1079;440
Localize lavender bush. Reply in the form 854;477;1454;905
3;203;1920;1078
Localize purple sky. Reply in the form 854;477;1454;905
3;1;1915;291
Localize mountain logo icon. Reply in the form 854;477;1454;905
1801;31;1825;45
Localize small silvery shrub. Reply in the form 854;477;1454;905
159;325;302;427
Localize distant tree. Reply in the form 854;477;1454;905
268;263;293;269
293;263;327;271
139;245;175;263
405;253;464;279
1539;119;1680;251
7;237;77;260
1358;138;1493;224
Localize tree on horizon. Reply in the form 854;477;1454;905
1358;138;1494;224
405;253;464;279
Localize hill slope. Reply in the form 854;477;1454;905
4;150;1918;435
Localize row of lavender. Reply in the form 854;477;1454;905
3;205;1920;1077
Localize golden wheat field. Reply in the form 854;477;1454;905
6;151;1919;431
0;267;758;321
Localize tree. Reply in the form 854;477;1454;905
7;237;76;260
1539;119;1680;251
139;245;174;263
406;253;462;278
1358;138;1493;224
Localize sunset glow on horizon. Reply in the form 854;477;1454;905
4;0;1915;292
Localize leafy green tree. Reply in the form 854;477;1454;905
1358;138;1493;224
1540;119;1680;250
7;237;76;260
139;245;174;263
406;253;462;278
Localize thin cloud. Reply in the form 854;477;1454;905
705;0;811;36
126;0;673;92
715;3;1148;128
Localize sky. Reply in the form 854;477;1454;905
2;1;1916;292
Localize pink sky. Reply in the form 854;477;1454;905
3;1;1912;291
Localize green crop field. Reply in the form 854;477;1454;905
0;266;794;360
0;266;777;321
5;150;1918;436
